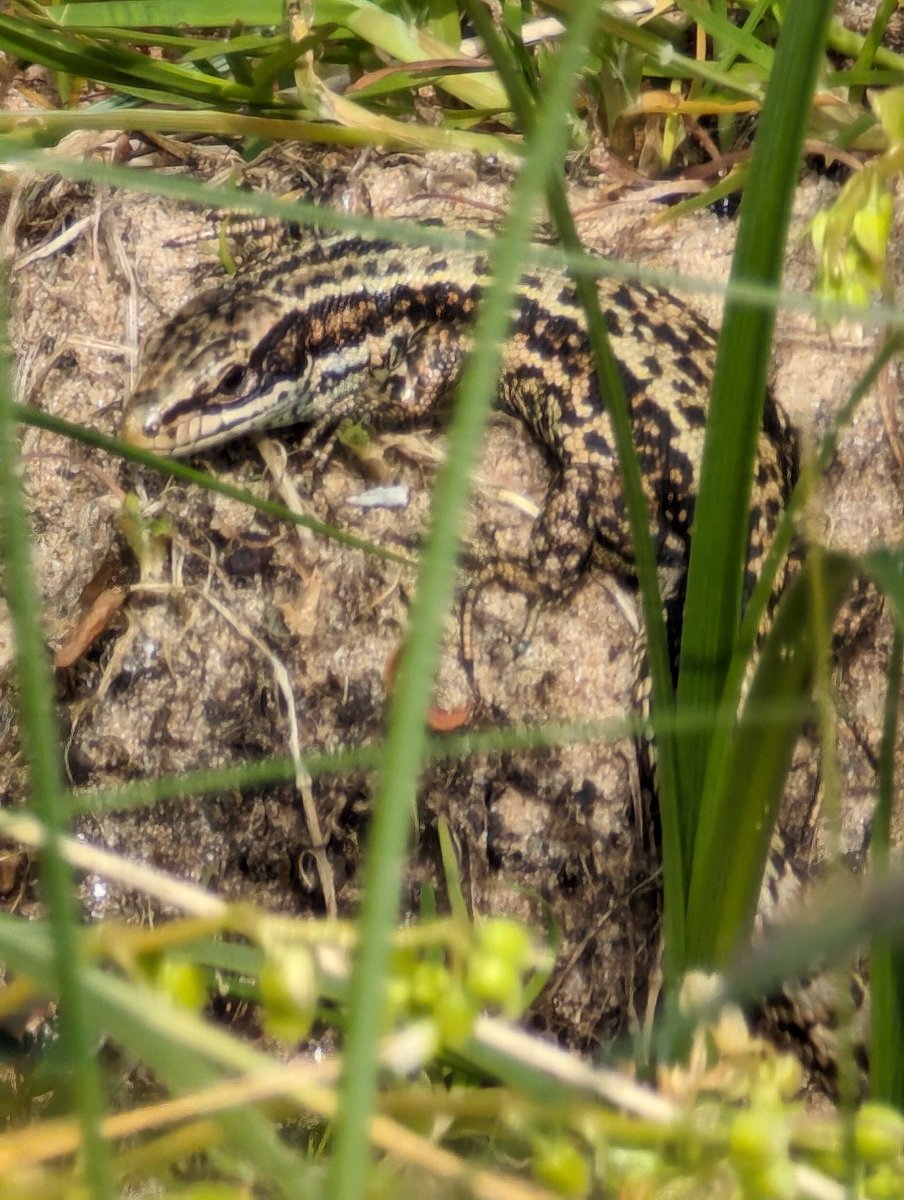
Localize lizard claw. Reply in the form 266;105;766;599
514;598;545;658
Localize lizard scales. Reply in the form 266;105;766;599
120;229;800;662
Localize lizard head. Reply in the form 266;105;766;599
120;284;313;457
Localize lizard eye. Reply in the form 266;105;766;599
219;365;246;394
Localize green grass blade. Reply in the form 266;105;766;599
326;4;600;1196
682;340;902;972
0;263;113;1192
8;150;904;329
871;625;904;1104
861;550;904;1104
463;0;684;969
0;704;802;828
14;403;412;565
685;553;858;966
53;0;285;24
675;0;835;889
865;548;904;626
0;15;253;106
676;0;774;75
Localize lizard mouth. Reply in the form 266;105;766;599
119;391;280;457
118;401;215;457
119;402;169;453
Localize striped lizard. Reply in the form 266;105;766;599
119;227;800;673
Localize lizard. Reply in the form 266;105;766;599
118;226;801;678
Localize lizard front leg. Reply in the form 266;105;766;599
461;466;603;682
